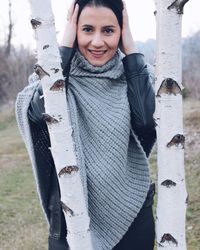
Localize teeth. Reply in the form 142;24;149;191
89;50;106;55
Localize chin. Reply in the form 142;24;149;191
86;54;115;67
88;59;107;67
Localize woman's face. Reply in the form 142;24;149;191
77;6;121;66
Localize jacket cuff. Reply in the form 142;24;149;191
122;53;146;75
59;46;75;75
59;46;75;58
48;236;69;250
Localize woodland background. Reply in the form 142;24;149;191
0;1;200;250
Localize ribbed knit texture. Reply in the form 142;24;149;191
15;51;150;250
67;50;150;250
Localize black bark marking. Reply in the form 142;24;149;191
57;114;63;122
43;45;49;50
50;79;65;91
42;114;59;124
161;180;176;188
157;78;181;96
61;201;74;216
178;0;190;13
58;166;79;178
30;19;41;29
168;0;190;14
159;233;178;246
167;134;185;148
50;68;60;74
34;64;50;79
186;194;189;204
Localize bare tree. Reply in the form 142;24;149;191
5;0;14;56
0;45;35;104
154;0;189;249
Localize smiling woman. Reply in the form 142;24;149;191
77;6;121;66
16;0;157;249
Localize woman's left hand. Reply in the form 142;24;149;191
120;1;135;55
60;1;79;48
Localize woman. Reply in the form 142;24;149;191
16;0;156;249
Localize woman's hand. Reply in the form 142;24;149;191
60;1;79;48
120;1;135;55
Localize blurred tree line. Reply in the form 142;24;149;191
0;45;35;105
0;0;35;105
136;31;200;99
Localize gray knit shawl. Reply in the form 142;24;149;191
67;50;150;250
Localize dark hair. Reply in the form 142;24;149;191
75;0;123;28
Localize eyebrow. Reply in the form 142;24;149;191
81;25;116;28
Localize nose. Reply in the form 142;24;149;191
91;33;104;47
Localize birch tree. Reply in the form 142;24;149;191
29;0;93;249
154;0;189;249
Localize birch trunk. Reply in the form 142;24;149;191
29;0;93;249
154;0;189;249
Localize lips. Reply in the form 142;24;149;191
88;49;107;58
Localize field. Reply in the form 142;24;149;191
0;99;199;250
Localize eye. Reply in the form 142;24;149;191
103;28;114;35
82;27;93;33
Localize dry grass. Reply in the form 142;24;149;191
0;107;48;250
183;99;200;250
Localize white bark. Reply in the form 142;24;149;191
155;0;187;250
29;0;93;249
154;0;189;249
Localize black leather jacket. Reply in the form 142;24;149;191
28;47;156;250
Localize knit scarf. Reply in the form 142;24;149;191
67;50;150;250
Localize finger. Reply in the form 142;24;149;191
71;3;79;24
122;1;129;26
67;0;76;21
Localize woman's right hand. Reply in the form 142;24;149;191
60;1;79;48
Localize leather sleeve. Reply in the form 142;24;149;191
28;84;45;124
28;47;75;124
29;119;68;248
123;53;156;156
59;46;75;77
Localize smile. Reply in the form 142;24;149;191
88;49;107;58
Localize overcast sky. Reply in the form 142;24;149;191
0;0;200;49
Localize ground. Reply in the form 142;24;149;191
0;98;199;250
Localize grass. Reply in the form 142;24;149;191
183;99;200;250
0;108;48;250
0;99;199;250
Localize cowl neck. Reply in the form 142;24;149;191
69;49;125;79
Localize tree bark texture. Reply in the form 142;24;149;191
154;0;189;249
28;0;93;249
